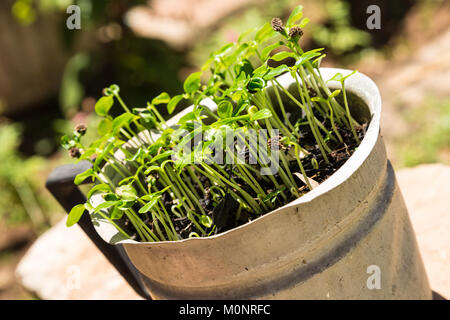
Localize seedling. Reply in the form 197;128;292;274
62;6;367;242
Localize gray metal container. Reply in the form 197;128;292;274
92;68;431;299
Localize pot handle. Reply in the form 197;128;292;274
46;161;151;300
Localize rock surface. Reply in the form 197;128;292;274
15;219;142;300
15;164;449;300
396;163;450;299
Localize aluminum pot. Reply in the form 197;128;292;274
92;68;431;299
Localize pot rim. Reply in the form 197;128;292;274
92;67;382;246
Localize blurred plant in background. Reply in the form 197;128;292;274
309;0;371;59
11;0;185;119
0;122;52;229
397;97;450;167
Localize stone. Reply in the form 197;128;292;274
397;164;450;299
15;219;142;300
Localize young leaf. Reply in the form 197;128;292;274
253;64;269;78
74;168;94;185
60;135;75;150
250;108;272;121
311;96;327;103
328;72;343;82
329;89;341;99
66;204;86;227
104;193;120;201
110;206;124;220
270;51;296;62
327;70;358;84
94;201;118;212
247;77;266;93
184;72;202;94
152;92;171;105
116;185;138;202
238;27;256;43
298;17;310;28
112;113;135;134
286;5;304;27
263;65;290;80
295;50;323;66
95;96;114;117
98;118;113;136
138;197;159;213
255;22;276;43
261;41;283;61
199;215;213;228
150;150;174;164
168;95;183;114
87;183;111;199
217;100;233;119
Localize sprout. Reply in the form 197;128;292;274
62;6;365;243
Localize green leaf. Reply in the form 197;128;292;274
215;43;234;57
94;201;118;212
295;49;323;66
112;113;135;134
263;65;290;80
167;95;183;114
328;72;344;82
60;135;75;150
95;96;114;117
286;5;304;27
116;185;138;202
178;111;198;124
298;17;310;28
311;96;326;103
250;108;272;121
253;64;269;78
110;206;124;220
247;77;266;93
261;41;283;61
329;89;341;99
199;215;213;228
67;204;85;227
183;72;202;94
87;183;111;199
74;168;94;185
141;186;171;200
139;186;170;213
152;92;171;105
234;59;254;77
217;100;233;119
238;27;256;43
138;198;159;213
150;150;174;163
104;193;120;201
144;165;161;175
270;51;296;62
98;118;112;136
255;22;276;43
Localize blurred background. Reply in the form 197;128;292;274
0;0;449;299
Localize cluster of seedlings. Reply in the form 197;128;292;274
63;6;368;242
